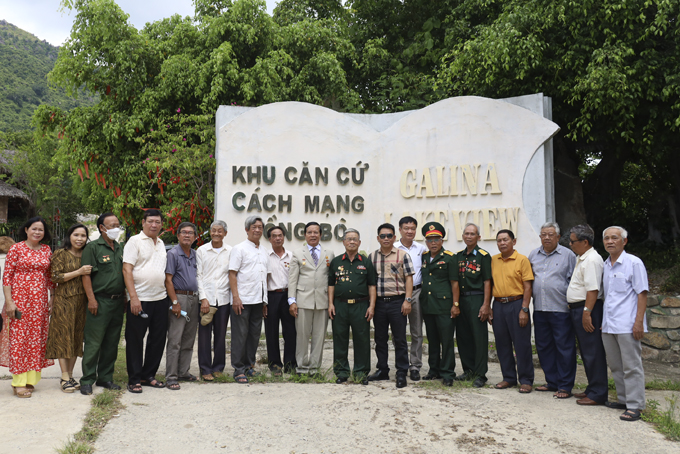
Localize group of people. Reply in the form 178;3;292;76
0;211;648;422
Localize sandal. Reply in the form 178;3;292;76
13;386;32;398
140;379;166;389
127;383;143;394
202;374;215;381
620;409;641;421
553;389;572;399
519;384;533;394
536;385;557;392
271;366;283;377
178;374;198;382
61;379;76;393
605;401;627;410
235;374;249;384
246;368;260;377
68;378;81;390
495;381;516;389
167;381;181;391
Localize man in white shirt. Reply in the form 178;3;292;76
566;224;607;406
196;220;232;381
229;216;269;384
288;222;335;376
122;209;168;393
265;225;296;375
395;216;428;381
601;226;649;421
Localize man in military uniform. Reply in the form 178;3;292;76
455;223;492;388
420;222;460;386
328;228;376;385
80;212;125;395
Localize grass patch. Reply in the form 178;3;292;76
414;379;474;392
209;366;335;384
646;380;680;391
643;395;680;441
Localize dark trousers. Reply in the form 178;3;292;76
125;298;169;385
492;298;534;385
534;310;576;391
332;300;371;379
457;294;489;380
198;304;230;375
570;301;608;403
231;303;264;377
264;291;297;370
423;313;456;380
373;295;409;376
81;296;125;385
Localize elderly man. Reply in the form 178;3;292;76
164;222;199;390
80;212;125;395
328;228;376;385
123;209;168;393
420;222;459;386
491;229;534;393
528;222;577;398
229;216;269;384
368;223;414;388
455;222;492;388
567;224;607;406
395;216;428;381
265;225;296;375
196;220;232;381
288;222;335;376
601;226;649;422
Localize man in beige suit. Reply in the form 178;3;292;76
288;222;335;375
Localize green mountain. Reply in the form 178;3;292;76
0;20;95;131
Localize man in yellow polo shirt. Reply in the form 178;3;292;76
491;229;534;393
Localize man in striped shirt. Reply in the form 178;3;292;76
367;223;414;388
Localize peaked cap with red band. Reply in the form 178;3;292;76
422;221;446;239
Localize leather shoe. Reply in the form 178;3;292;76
335;377;348;384
360;376;369;385
367;370;389;381
409;370;421;381
473;378;487;388
577;397;603;406
454;373;470;381
96;381;121;390
423;373;441;381
80;384;93;395
443;379;454;387
396;375;407;389
573;392;587;398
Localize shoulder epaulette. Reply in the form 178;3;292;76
478;249;489;256
444;250;454;256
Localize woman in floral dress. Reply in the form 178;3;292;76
1;217;55;398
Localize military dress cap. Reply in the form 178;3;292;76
422;221;446;239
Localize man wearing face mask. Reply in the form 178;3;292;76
79;213;126;394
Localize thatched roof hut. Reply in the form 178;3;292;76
0;180;30;223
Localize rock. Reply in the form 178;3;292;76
671;343;680;353
658;350;680;363
661;297;680;308
649;316;680;329
642;346;660;360
650;308;666;315
670;309;680;316
667;330;680;341
641;332;671;350
647;296;660;307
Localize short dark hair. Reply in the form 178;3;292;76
97;212;116;233
571;224;595;246
18;216;52;243
377;223;395;235
398;216;418;227
143;209;164;221
496;229;515;240
304;222;321;234
267;225;285;238
63;223;89;250
177;222;197;236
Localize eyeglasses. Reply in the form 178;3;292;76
569;239;585;244
344;238;360;243
179;230;195;236
379;233;394;239
425;238;442;243
540;233;557;239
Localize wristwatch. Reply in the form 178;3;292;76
584;307;591;313
521;307;529;313
406;297;414;303
172;300;179;306
454;301;459;307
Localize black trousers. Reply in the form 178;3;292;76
373;295;409;376
125;298;169;385
264;291;297;370
492;298;534;385
570;300;608;403
231;303;264;377
198;304;230;375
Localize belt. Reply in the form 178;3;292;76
175;290;198;296
462;291;484;296
376;294;405;303
495;295;523;303
413;284;422;290
270;288;288;293
95;292;125;300
568;299;603;310
338;296;370;304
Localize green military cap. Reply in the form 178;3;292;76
422;221;446;239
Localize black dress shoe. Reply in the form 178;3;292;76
80;384;93;395
361;376;369;385
396;375;407;389
335;377;348;384
455;373;470;381
367;370;389;381
96;381;121;390
443;379;454;386
423;373;441;381
409;370;421;381
473;378;487;388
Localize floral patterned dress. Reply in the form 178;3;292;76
0;242;55;374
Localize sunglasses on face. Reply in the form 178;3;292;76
379;233;395;239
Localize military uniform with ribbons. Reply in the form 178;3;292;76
80;236;126;386
456;245;492;380
328;252;376;380
420;222;459;381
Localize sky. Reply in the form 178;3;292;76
0;0;277;46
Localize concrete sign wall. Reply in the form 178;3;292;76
215;94;559;254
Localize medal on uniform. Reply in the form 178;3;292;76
302;259;306;266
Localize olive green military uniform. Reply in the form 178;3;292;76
456;245;492;380
328;253;376;380
421;248;458;380
80;236;126;386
